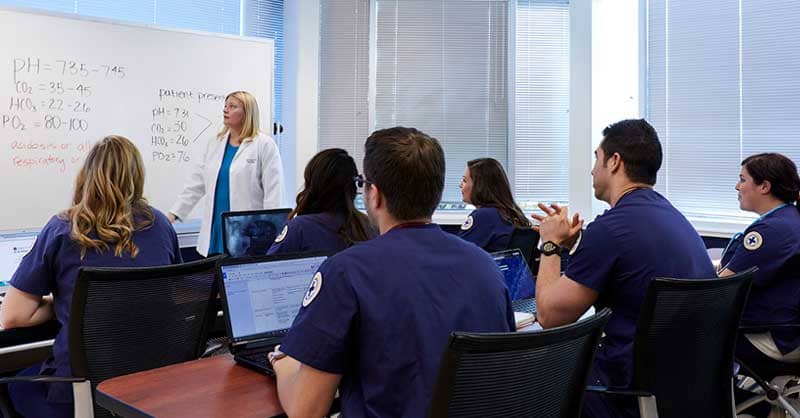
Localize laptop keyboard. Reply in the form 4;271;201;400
512;298;537;314
237;349;272;370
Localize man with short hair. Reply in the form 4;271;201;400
533;119;715;418
273;127;515;418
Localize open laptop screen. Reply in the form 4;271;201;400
492;248;536;301
222;209;291;257
220;254;327;342
0;233;38;294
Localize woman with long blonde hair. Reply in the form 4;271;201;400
168;91;284;256
0;135;181;418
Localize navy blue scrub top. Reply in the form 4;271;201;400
280;223;515;418
267;212;372;255
565;188;715;388
9;209;182;402
720;203;800;354
457;207;515;252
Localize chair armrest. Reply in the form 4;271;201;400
739;323;800;333
201;336;228;358
0;375;92;418
0;375;86;385
201;342;224;358
586;385;654;398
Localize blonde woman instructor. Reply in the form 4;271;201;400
168;91;283;256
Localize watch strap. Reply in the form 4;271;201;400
541;241;562;256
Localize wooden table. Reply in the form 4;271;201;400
95;354;285;418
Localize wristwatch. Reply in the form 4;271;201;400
541;241;562;256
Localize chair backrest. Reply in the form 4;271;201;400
68;256;222;418
631;268;756;418
428;308;612;418
507;227;540;270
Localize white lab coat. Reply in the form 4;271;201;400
170;132;283;256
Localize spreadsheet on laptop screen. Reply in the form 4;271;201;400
221;256;327;340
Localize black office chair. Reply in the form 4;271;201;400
0;256;222;418
734;254;800;417
735;324;800;417
587;267;756;418
427;308;612;418
507;227;540;270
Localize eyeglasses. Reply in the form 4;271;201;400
353;174;374;189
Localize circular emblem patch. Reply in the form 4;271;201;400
302;272;322;307
461;215;474;231
743;231;763;251
274;225;288;243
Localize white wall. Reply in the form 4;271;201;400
590;0;641;216
569;0;594;223
282;0;320;200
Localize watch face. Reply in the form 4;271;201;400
543;242;557;253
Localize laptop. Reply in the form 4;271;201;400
218;252;328;374
491;248;537;314
0;232;38;302
222;208;291;257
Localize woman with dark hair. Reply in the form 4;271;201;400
718;152;800;378
457;158;531;252
0;135;181;418
268;148;374;255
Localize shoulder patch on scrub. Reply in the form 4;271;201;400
274;225;288;243
743;231;763;251
302;272;322;307
461;215;474;231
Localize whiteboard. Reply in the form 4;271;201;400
0;7;273;231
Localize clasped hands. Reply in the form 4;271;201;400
531;203;583;248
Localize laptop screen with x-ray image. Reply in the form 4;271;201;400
222;208;291;257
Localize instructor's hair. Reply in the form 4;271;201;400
217;90;261;142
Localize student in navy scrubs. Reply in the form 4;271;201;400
271;127;515;418
268;148;374;255
0;136;182;418
532;119;715;418
457;158;532;252
718;153;800;377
